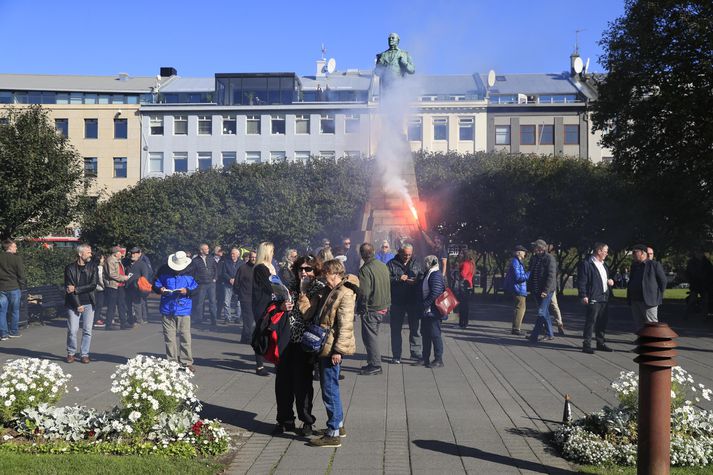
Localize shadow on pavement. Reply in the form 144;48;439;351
201;402;274;435
412;439;576;474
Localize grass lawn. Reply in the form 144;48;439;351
578;465;712;474
562;288;688;300
0;453;223;475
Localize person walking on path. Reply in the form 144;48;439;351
309;259;358;448
103;246;130;330
64;244;97;363
191;243;218;326
578;242;615;354
0;239;26;340
527;239;557;343
357;243;391;374
235;251;256;344
153;251;199;372
454;250;474;328
628;244;667;330
506;245;530;335
421;255;446;368
388;244;424;362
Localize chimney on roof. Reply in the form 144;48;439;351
160;67;177;78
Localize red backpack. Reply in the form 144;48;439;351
251;303;290;364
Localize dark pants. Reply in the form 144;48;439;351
240;300;263;368
457;291;471;327
94;291;104;319
216;282;225;319
275;343;316;425
128;289;149;324
390;303;422;360
104;287;128;328
192;282;217;323
583;301;609;348
529;292;554;342
421;316;443;363
361;310;383;367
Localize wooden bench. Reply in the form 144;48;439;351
25;285;66;324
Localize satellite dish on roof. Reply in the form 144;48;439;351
584;57;590;74
573;56;584;74
327;58;336;74
487;70;496;88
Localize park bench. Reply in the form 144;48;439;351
25;285;66;325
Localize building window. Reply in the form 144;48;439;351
174;115;187;135
295;114;310;134
345;114;360;134
345;151;361;158
198;116;212;135
84;119;98;139
245;151;261;163
319;151;336;159
495;126;511;145
222;152;236;168
55;93;69;104
111;95;125;104
433;117;448;141
295;151;310;161
246;115;261;135
320;114;335;134
539;125;554;145
222;115;236;135
459;118;474;141
520;125;536;145
84;94;97;104
114;118;128;139
564;125;580;144
271;115;285;135
83;158;97;178
270;151;286;162
408;117;422;141
113;157;127;178
55;118;68;138
0;91;12;104
150;116;163;135
149;152;163;173
197;152;212;170
173;152;188;173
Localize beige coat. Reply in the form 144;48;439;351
317;274;359;358
103;254;128;289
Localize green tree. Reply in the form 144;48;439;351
593;0;713;248
0;105;85;240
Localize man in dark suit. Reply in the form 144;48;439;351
578;242;615;354
628;244;667;330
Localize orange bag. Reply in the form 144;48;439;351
137;276;153;294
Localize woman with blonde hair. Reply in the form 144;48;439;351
251;241;277;377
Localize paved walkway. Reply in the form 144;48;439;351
1;295;711;474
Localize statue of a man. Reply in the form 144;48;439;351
375;32;415;92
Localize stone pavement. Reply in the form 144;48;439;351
1;295;711;474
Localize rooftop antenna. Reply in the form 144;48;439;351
584;57;590;74
321;43;327;61
574;28;586;55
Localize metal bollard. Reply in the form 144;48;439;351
633;323;678;475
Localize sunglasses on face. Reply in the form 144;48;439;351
300;266;314;272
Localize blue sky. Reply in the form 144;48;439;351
1;0;625;77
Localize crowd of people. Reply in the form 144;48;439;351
1;234;712;448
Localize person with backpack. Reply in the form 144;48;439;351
153;251;199;372
252;242;278;377
506;245;530;335
125;247;152;325
308;259;358;448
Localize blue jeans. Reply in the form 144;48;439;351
67;304;94;357
222;284;241;321
421;315;443;363
529;292;554;342
319;357;344;436
0;289;21;337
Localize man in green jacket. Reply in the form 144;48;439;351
0;239;27;340
357;242;391;375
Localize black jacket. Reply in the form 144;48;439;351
578;256;611;302
190;255;217;284
529;252;557;295
0;252;26;291
252;263;274;319
221;257;243;285
64;261;97;309
125;259;153;292
628;260;667;307
387;256;424;305
234;262;254;302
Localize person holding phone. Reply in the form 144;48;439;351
152;251;199;372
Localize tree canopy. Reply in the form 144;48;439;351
0;105;85;240
592;0;713;247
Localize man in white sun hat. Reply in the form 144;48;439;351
152;251;199;372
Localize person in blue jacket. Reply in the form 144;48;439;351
506;245;530;335
153;251;199;372
421;255;446;368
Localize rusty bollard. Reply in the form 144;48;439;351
633;323;678;475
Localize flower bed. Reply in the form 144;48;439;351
554;366;713;467
0;356;229;457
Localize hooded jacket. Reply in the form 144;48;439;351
318;274;359;358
